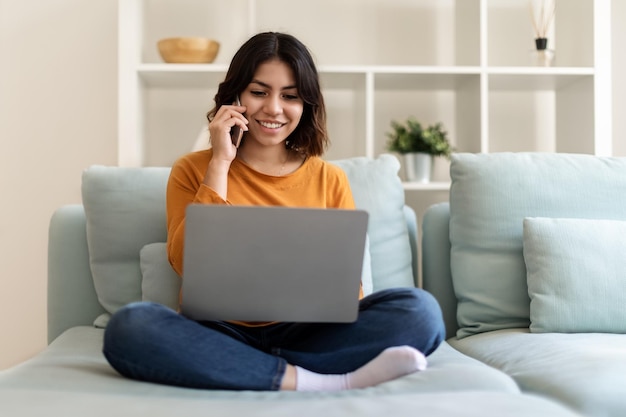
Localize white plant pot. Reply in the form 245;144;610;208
403;152;433;183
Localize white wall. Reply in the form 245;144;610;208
613;0;626;156
0;0;117;369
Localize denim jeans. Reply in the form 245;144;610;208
103;287;445;390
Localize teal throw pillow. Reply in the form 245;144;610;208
523;217;626;334
82;166;172;315
140;242;182;310
332;154;415;290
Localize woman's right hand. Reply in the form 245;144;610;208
208;102;248;163
203;102;248;200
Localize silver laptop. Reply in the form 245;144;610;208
181;204;369;323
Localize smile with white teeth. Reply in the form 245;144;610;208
259;121;284;129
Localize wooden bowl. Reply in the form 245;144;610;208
157;37;220;63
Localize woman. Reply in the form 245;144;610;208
103;32;445;391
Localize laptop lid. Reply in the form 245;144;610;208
181;204;369;323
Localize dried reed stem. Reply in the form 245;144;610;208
528;0;556;39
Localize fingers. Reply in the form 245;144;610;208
209;104;248;156
215;104;248;133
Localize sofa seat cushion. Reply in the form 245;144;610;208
0;389;580;417
449;328;626;417
0;327;519;397
0;389;581;417
0;328;583;417
0;329;522;397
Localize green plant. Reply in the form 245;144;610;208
386;118;453;158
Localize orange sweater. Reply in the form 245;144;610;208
166;149;362;318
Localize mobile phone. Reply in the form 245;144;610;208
230;96;244;148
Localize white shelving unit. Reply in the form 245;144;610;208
118;0;612;194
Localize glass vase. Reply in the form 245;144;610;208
531;37;555;67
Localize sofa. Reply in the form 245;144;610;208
423;152;626;417
0;153;610;416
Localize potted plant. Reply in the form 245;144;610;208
386;118;452;182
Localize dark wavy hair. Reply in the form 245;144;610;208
207;32;329;157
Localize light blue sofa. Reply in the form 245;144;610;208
0;155;581;416
423;153;626;417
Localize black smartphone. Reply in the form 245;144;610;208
230;96;244;148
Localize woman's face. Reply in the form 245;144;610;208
240;59;304;148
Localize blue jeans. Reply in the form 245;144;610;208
103;288;445;390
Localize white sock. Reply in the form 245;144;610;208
347;346;427;389
295;346;427;391
295;366;350;391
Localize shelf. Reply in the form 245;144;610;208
374;71;480;91
139;63;230;72
403;182;451;191
488;70;594;91
138;64;228;88
119;0;611;169
487;67;594;75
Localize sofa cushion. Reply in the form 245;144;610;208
449;153;626;339
523;217;626;333
0;389;582;417
1;325;582;417
0;327;522;398
140;243;181;310
331;155;414;290
361;236;373;295
449;329;626;417
82;166;172;314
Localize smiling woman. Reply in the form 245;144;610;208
207;32;329;159
101;31;445;393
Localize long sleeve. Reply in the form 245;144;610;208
166;151;225;276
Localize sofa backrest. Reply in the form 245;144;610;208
422;202;456;339
433;152;626;339
73;154;417;328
